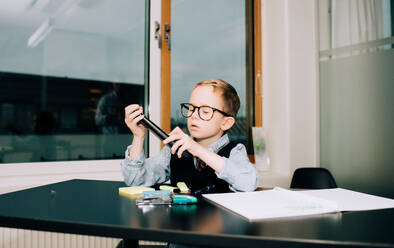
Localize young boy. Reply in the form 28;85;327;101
121;79;258;193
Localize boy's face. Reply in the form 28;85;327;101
187;85;234;145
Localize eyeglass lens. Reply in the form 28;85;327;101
181;104;214;120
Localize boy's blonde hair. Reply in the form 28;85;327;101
194;79;240;117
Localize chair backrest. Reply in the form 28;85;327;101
290;167;338;189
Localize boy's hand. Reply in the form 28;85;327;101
124;104;146;138
164;127;200;158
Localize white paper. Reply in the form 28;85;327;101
203;187;394;221
300;188;394;211
203;187;339;221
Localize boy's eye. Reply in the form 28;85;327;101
201;108;211;114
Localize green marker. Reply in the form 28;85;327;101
172;195;198;204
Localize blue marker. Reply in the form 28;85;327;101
142;190;171;198
193;184;216;197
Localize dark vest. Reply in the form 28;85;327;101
170;141;238;193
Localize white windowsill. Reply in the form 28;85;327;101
0;159;124;194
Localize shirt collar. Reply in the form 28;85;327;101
207;134;230;153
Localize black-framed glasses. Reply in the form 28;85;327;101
180;103;232;121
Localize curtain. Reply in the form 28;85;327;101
331;0;391;54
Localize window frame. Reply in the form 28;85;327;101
160;0;262;157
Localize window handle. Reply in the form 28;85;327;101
164;23;171;51
154;21;161;49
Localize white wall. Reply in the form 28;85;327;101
148;0;162;157
260;0;319;187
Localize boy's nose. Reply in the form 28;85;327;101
190;108;200;119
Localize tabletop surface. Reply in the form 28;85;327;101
0;179;393;248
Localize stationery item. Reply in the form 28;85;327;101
172;194;198;204
139;116;168;140
139;116;192;158
118;186;155;198
203;187;394;221
300;188;394;211
136;191;198;205
142;190;171;198
137;193;173;205
193;184;216;198
204;187;338;221
159;185;178;193
177;182;190;194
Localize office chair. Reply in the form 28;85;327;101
116;240;167;248
290;167;338;189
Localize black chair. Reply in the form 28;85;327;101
116;240;167;248
290;167;337;189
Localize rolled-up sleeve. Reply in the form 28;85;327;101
120;145;172;186
216;143;259;192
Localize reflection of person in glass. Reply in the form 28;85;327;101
95;82;123;135
95;82;126;158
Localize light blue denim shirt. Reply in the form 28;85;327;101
120;134;259;192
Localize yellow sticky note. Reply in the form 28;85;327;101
159;185;178;193
176;182;189;193
118;186;154;198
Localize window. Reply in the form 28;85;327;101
0;0;147;163
0;0;262;163
161;0;261;154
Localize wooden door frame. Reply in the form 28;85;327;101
161;0;171;134
254;0;263;127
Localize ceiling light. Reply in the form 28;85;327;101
27;18;54;48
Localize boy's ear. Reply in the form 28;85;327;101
221;116;235;131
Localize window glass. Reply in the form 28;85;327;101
170;0;248;145
0;0;146;163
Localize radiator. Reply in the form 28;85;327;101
0;228;120;248
0;228;167;248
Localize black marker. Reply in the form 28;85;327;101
139;116;192;158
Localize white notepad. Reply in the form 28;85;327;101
301;188;394;211
203;187;394;221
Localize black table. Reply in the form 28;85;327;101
0;179;393;248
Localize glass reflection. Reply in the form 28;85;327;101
0;72;143;162
0;0;146;163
